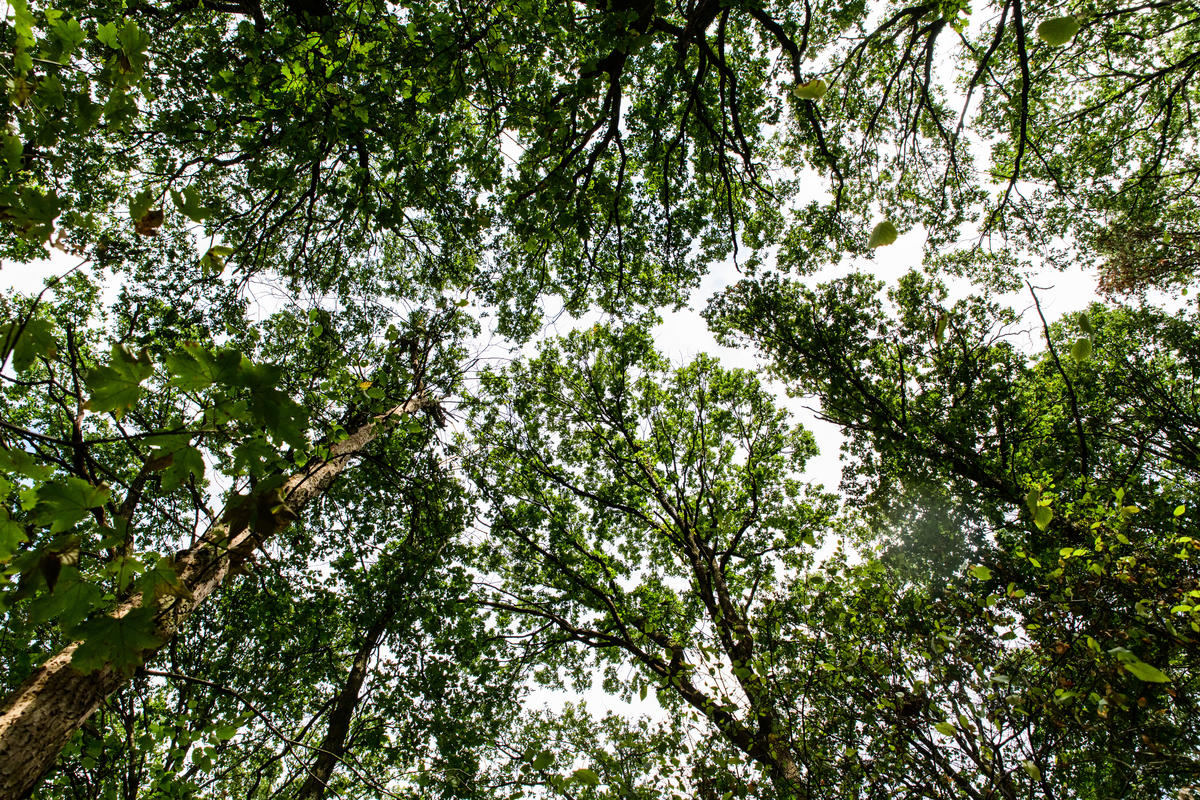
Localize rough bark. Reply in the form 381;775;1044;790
0;395;430;800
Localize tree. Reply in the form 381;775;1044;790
0;270;471;796
12;0;1200;304
459;302;1200;797
706;269;1200;795
19;439;519;800
465;324;835;798
5;0;1200;795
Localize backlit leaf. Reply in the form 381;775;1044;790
1034;506;1053;531
1;318;57;372
1124;659;1170;683
71;606;162;673
32;478;111;532
572;768;600;786
868;220;899;248
1037;16;1080;46
85;345;154;417
792;79;828;100
969;565;992;581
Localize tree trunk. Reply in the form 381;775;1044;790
0;396;429;800
293;617;387;800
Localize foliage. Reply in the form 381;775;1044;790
3;0;1200;797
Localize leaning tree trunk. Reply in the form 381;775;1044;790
0;395;430;800
294;617;387;800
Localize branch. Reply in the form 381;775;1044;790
1027;282;1090;480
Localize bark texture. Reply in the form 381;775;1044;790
0;396;429;800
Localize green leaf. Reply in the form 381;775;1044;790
969;565;992;581
32;478;111;532
1037;16;1080;46
232;436;281;478
128;188;155;222
0;509;29;563
792;79;828;100
166;344;239;391
1070;337;1092;362
1024;487;1040;516
71;606;162;673
12;188;62;239
1078;312;1093;335
116;20;150;68
138;557;194;602
1124;659;1170;683
1034;506;1053;531
1175;505;1186;517
934;311;948;346
154;443;205;492
10;0;35;74
530;751;553;770
213;724;239;742
170;187;213;222
868;220;899;248
85;345;154;418
3;135;22;171
96;21;121;50
48;14;86;55
572;768;600;786
1021;761;1042;782
934;722;956;736
1;318;58;372
27;566;101;631
201;245;235;276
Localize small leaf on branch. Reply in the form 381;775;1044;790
868;220;898;248
200;245;236;276
1034;506;1053;531
792;79;828;100
170;187;213;222
1037;16;1080;46
934;311;948;346
1024;487;1040;516
1124;659;1170;683
572;768;600;786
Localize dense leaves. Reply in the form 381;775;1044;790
3;0;1200;797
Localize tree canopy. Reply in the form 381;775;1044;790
2;0;1199;798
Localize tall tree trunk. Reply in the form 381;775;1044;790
293;617;387;800
0;396;430;800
